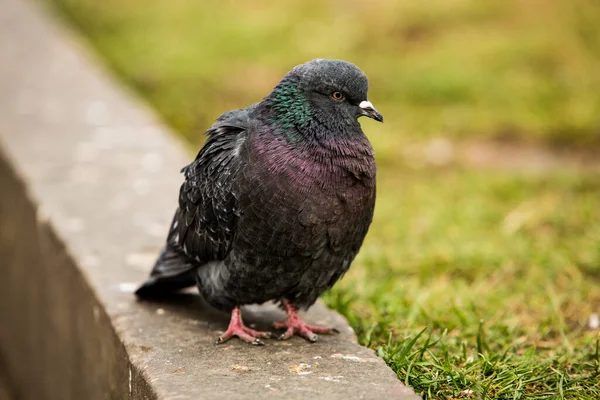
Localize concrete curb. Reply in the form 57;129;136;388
0;0;420;398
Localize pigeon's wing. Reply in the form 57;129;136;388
174;112;249;262
135;108;251;298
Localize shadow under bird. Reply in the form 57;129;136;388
135;59;383;345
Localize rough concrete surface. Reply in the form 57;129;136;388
0;0;420;398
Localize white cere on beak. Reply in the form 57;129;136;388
359;100;374;110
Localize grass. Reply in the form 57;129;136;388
46;0;600;398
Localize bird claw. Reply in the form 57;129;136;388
216;328;271;345
274;300;340;343
216;307;272;345
274;320;337;343
243;327;273;339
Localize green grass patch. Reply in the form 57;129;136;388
47;0;600;397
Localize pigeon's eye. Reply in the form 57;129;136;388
331;91;345;101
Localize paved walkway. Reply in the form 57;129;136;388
0;0;419;398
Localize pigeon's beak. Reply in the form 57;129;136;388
359;101;384;122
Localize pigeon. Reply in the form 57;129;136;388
135;59;383;345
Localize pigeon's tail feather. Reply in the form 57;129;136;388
134;271;196;298
135;247;197;298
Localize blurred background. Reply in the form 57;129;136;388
49;0;600;398
53;0;600;150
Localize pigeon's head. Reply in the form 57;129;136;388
290;59;383;124
264;59;383;134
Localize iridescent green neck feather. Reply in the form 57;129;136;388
264;78;312;142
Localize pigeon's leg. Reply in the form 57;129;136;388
274;299;340;342
216;306;272;345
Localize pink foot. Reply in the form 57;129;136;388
216;306;273;345
274;300;340;342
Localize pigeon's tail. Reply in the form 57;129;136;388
135;247;197;298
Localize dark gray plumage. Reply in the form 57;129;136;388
136;59;383;344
